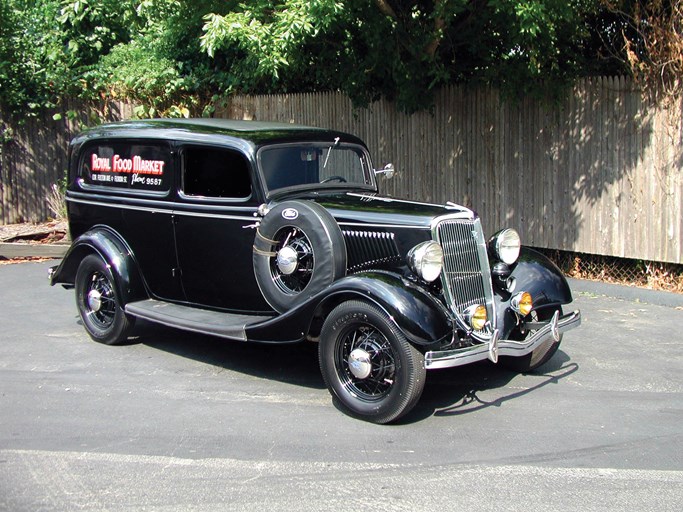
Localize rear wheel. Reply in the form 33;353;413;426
75;254;134;345
319;301;425;424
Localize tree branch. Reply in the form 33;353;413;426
426;15;446;58
375;0;397;20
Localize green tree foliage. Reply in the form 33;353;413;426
200;1;596;110
57;0;139;68
1;0;139;117
2;0;677;120
1;0;65;115
0;1;26;112
86;1;248;117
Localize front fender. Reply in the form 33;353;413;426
49;226;146;305
493;247;574;338
512;247;573;305
247;271;453;348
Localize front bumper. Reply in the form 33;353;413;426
424;309;581;369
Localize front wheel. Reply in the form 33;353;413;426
75;254;135;345
319;301;426;424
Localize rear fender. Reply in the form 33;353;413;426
49;226;146;305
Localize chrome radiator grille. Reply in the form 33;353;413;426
435;218;494;323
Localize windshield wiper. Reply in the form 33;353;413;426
323;137;340;169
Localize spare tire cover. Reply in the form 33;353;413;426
253;200;346;313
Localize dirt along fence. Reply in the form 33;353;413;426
1;77;682;266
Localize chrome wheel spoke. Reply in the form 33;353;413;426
337;324;396;401
86;271;117;328
270;227;314;294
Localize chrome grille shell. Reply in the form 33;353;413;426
432;215;495;338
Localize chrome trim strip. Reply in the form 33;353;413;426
67;196;257;222
424;310;581;370
476;220;496;335
346;193;476;216
67;191;258;212
173;210;256;222
338;222;430;230
177;190;254;204
67;196;174;215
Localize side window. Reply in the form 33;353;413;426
80;141;170;193
182;146;252;199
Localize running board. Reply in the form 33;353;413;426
125;299;273;341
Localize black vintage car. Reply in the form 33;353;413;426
49;118;581;423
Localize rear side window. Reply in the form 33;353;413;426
182;146;252;199
79;141;171;193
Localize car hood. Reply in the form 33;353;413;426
310;192;476;229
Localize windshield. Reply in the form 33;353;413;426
258;143;375;195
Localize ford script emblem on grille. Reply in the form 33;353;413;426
282;208;299;220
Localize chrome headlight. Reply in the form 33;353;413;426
490;228;521;265
407;241;443;283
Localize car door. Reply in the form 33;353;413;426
75;139;184;301
172;143;272;313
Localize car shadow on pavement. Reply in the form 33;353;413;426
119;320;579;423
131;319;327;390
400;350;578;424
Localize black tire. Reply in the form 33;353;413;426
498;307;563;373
253;200;346;313
319;300;426;424
75;254;135;345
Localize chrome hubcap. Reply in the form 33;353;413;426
276;246;298;275
87;289;102;312
348;348;372;379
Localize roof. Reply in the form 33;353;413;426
71;118;366;149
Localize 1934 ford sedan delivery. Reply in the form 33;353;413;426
49;118;581;423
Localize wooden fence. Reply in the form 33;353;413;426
0;100;136;225
1;78;682;264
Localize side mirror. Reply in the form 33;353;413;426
374;163;395;180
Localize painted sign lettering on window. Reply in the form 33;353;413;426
90;154;166;175
81;143;170;192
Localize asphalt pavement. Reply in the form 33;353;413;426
0;261;681;511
